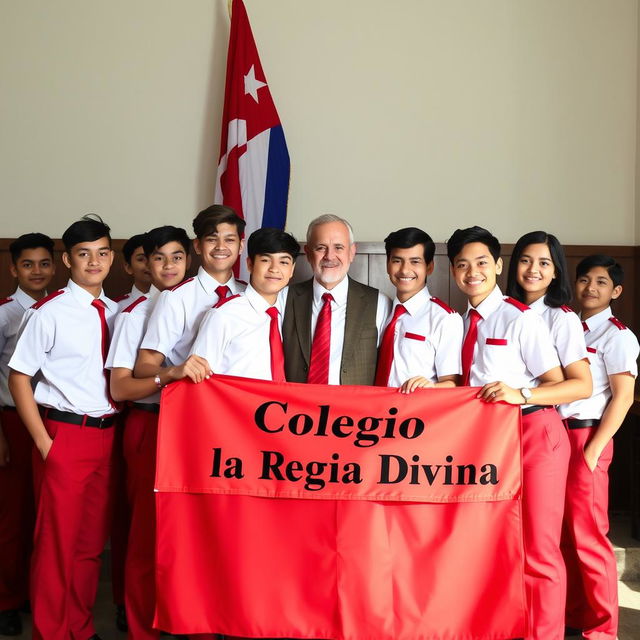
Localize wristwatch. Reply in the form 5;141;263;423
519;387;532;402
154;374;165;389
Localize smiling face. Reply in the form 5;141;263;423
247;252;295;305
516;242;556;304
575;266;622;319
148;241;189;291
124;245;151;292
305;221;356;289
387;245;433;302
450;241;502;307
193;222;243;282
62;237;114;296
10;247;55;300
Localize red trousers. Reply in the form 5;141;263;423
124;408;160;640
0;408;34;610
31;417;115;640
562;427;617;639
521;408;570;640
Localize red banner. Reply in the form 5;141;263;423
155;376;527;639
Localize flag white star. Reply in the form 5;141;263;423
244;64;267;103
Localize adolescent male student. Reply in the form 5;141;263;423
191;227;300;379
446;226;590;640
378;227;462;391
106;225;191;640
135;205;246;383
110;229;150;632
282;214;391;385
8;215;118;640
0;233;55;636
114;232;152;310
558;255;639;640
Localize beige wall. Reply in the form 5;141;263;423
1;0;638;245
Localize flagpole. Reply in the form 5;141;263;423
227;0;232;19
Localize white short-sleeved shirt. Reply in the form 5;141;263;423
0;288;38;407
310;277;391;385
115;284;147;312
384;286;463;387
558;306;639;420
140;267;246;366
8;279;118;417
467;286;560;391
529;297;588;368
191;284;285;381
106;285;162;404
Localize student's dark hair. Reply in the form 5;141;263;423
9;233;55;264
247;227;300;261
143;226;191;257
506;231;572;307
576;254;624;287
384;227;435;264
122;233;147;265
192;205;246;239
446;226;501;263
61;214;111;252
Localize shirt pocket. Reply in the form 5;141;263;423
485;338;508;346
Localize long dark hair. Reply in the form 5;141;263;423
506;231;572;307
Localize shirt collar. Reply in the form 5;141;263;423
528;296;548;315
196;267;239;296
393;285;430;316
312;275;349;306
581;306;612;332
130;284;147;300
466;285;504;320
244;284;273;315
147;284;161;303
13;287;38;310
67;279;116;311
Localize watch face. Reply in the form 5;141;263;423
521;387;532;400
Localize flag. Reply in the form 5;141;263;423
154;376;527;638
215;0;290;279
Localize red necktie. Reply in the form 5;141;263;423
582;321;589;332
91;299;115;408
266;307;286;383
307;293;333;384
214;285;231;308
461;309;482;386
374;304;407;386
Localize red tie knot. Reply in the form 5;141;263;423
266;306;279;320
216;285;230;300
91;299;107;311
392;304;407;320
322;293;334;305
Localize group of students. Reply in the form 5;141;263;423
0;205;638;640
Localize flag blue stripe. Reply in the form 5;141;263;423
262;125;290;229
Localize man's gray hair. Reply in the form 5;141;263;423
306;214;355;245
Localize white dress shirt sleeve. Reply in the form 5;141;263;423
190;308;230;373
518;312;561;378
106;312;146;370
8;309;53;377
603;329;639;377
434;312;464;378
140;290;183;358
552;311;588;368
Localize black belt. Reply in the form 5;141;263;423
521;405;546;416
566;418;600;429
130;402;160;415
40;407;116;429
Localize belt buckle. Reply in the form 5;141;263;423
97;417;108;429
